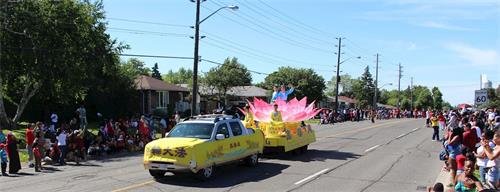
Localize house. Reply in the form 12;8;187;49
319;96;359;109
178;84;270;113
135;75;190;115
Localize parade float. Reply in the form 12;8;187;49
241;97;320;153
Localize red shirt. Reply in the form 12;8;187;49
456;154;466;170
438;115;445;122
462;130;478;150
26;128;35;145
33;147;41;158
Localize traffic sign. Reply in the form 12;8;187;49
475;90;488;106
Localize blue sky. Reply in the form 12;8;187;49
102;0;499;105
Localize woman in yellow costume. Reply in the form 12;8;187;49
243;105;256;128
270;103;283;122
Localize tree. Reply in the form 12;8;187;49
120;58;151;79
401;98;411;110
415;88;433;110
326;74;358;98
203;57;252;106
163;67;193;85
352;66;375;108
262;66;325;102
0;0;126;128
431;87;444;110
151;63;162;80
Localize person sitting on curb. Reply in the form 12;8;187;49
0;143;8;176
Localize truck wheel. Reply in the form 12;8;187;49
149;170;166;178
195;165;214;181
301;145;308;153
245;153;259;167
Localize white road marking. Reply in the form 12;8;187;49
412;128;419;132
364;145;380;153
294;168;330;185
396;133;407;139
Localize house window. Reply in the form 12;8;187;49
157;91;169;108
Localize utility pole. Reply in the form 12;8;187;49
191;0;201;116
373;54;379;110
334;37;342;113
397;63;403;110
410;77;413;117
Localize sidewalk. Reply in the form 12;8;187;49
434;167;451;191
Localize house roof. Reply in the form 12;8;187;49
135;75;189;92
327;96;358;104
178;84;269;97
227;86;268;97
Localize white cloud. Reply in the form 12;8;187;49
445;43;499;66
360;1;498;21
420;21;476;31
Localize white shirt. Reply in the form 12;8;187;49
485;142;497;168
488;112;495;121
477;146;488;167
51;113;58;123
425;111;430;119
57;132;67;146
473;126;482;139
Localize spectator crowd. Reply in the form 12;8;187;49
430;108;499;192
317;107;429;124
0;105;182;176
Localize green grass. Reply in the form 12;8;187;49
19;150;28;163
305;119;320;124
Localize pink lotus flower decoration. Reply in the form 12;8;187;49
242;97;321;122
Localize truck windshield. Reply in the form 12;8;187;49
167;123;214;139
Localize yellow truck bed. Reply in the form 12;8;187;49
245;121;315;153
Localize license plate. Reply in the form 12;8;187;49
149;163;171;170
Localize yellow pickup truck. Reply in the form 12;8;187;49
144;115;264;180
244;121;315;154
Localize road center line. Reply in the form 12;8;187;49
112;180;155;192
364;145;380;153
294;168;330;185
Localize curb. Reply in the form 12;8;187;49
434;167;451;191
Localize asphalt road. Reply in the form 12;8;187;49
0;118;443;192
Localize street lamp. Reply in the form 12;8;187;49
191;1;238;116
373;83;393;109
334;56;361;112
379;83;393;89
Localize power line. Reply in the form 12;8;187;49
108;27;191;37
200;59;268;75
254;0;334;37
202;38;333;73
107;17;191;28
203;2;331;54
233;0;333;46
202;30;330;67
119;53;193;60
119;53;268;75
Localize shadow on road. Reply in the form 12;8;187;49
40;166;62;173
154;162;289;188
263;149;361;162
3;172;35;177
